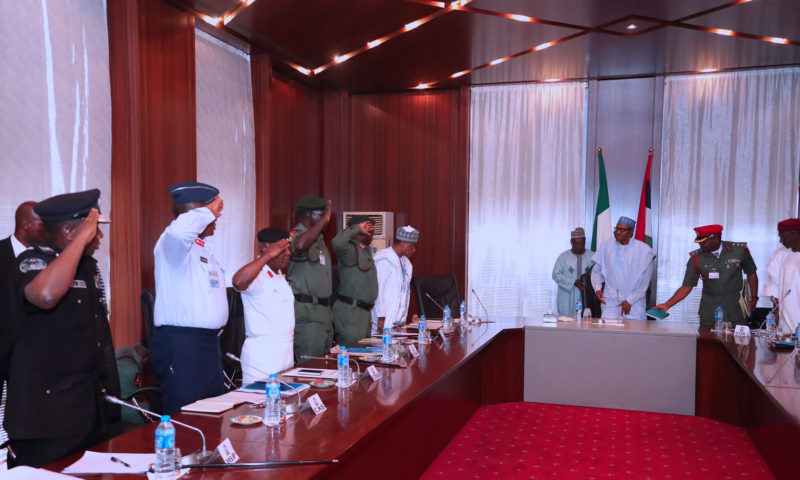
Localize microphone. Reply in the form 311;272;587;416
300;355;362;379
225;353;303;415
471;289;490;323
105;395;215;466
424;293;445;314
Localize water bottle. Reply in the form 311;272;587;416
766;311;775;336
264;373;281;426
714;306;724;333
795;322;800;346
574;299;582;322
459;300;467;323
583;308;592;321
154;415;176;479
382;327;393;361
443;305;452;331
337;346;350;386
418;315;431;344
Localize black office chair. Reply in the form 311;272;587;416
580;265;602;318
411;274;460;318
220;287;246;386
140;289;156;344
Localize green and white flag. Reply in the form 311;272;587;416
591;148;612;252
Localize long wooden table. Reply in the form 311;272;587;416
49;318;526;479
45;319;800;480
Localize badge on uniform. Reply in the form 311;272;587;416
209;269;221;288
19;257;47;273
72;279;87;288
319;254;326;266
708;272;720;279
200;256;209;264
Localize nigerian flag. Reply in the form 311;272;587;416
591;148;612;252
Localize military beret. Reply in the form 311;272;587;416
694;224;723;242
617;216;636;229
347;215;375;227
396;225;419;244
168;182;219;204
257;227;290;243
778;218;800;234
296;195;326;212
34;188;100;223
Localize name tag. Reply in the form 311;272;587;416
734;325;751;337
408;344;419;358
209;269;221;288
319;254;326;266
366;365;381;381
708;272;720;279
72;280;87;289
216;438;239;464
307;393;326;415
200;256;208;263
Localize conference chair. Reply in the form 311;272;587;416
140;289;156;344
580;266;602;318
220;287;246;386
411;274;460;318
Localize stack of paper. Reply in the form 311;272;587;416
181;390;263;413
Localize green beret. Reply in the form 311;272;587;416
296;195;326;212
347;214;374;227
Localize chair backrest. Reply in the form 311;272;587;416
140;289;156;343
580;265;602;318
411;274;460;318
220;287;246;384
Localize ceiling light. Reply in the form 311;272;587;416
405;21;422;31
534;42;553;51
544;78;560;82
451;71;467;78
626;24;637;30
367;39;383;48
699;68;719;73
201;15;221;26
712;28;734;36
313;67;326;75
334;54;351;63
509;14;533;22
767;37;788;44
294;65;311;76
414;83;430;89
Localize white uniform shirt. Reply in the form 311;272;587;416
240;265;295;383
591;238;655;320
762;247;800;334
370;247;413;333
153;207;228;329
10;234;29;257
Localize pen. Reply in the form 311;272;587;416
110;456;132;468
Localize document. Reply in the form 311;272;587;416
62;451;155;474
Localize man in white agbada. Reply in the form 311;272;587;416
552;227;594;316
591;216;656;320
762;218;800;334
371;226;419;333
232;228;294;383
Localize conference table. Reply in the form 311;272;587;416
47;317;800;480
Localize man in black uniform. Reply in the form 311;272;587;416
654;224;758;326
5;189;120;467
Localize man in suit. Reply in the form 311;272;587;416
1;201;43;454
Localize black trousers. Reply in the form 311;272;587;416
8;430;95;468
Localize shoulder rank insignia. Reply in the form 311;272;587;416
728;241;748;249
689;249;701;257
38;245;55;255
19;257;47;273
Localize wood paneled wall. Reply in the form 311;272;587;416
108;0;197;347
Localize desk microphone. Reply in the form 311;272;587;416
300;355;362;379
104;395;216;465
424;293;445;314
471;289;490;322
225;353;304;415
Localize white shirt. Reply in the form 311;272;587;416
153;208;228;329
370;247;413;333
240;265;295;383
10;234;29;257
762;247;800;334
591;238;656;320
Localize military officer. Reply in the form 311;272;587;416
5;189;120;467
289;195;334;362
332;215;378;346
655;224;758;326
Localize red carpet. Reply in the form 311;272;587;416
421;402;773;480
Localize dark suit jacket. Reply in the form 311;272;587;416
1;236;16;381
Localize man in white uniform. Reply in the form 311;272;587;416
762;218;800;334
591;216;656;320
371;226;419;333
233;228;294;383
152;182;228;413
552;227;594;316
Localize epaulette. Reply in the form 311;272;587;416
689;249;701;257
727;241;748;249
34;245;56;255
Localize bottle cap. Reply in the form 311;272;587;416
384;327;389;332
269;373;277;378
445;305;449;308
421;315;426;318
161;415;170;422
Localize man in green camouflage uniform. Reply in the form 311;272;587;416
289;196;333;362
332;215;378;346
655;224;758;326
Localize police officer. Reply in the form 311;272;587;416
289;195;334;362
152;182;227;414
5;189;120;467
655;225;758;326
332;215;378;346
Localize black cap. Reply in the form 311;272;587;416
168;182;219;204
34;189;100;223
257;227;290;243
347;214;374;227
296;195;326;212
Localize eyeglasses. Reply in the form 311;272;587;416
613;227;633;233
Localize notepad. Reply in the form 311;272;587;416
239;381;310;397
645;308;670;320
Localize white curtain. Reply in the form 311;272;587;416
195;29;256;285
0;0;111;287
468;83;587;317
658;68;800;322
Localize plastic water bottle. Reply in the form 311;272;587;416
418;315;431;344
154;415;176;479
337;346;350;386
766;310;775;336
575;299;582;322
443;305;452;331
714;306;724;333
583;308;592;320
264;373;281;426
459;300;467;323
795;322;800;346
382;327;393;361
